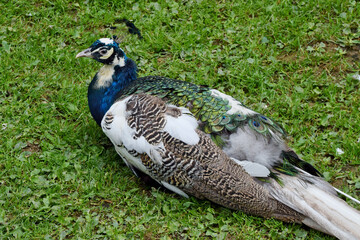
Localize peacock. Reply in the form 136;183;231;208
76;37;360;239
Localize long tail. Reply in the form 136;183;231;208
267;170;360;239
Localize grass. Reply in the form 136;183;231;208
1;0;359;239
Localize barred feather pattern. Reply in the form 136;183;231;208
103;113;114;130
126;94;167;145
116;94;305;222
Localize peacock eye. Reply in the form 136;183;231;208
100;49;108;55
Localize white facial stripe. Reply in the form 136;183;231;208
91;48;101;54
99;48;114;59
99;38;114;44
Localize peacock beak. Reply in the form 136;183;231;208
76;48;92;58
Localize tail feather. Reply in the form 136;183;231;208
301;186;360;239
267;173;360;239
334;187;360;205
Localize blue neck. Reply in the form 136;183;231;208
87;58;137;126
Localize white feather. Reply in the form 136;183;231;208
119;57;125;67
231;158;270;177
163;107;199;145
267;174;360;239
113;56;126;67
223;127;285;168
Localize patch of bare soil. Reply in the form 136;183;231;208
23;142;41;153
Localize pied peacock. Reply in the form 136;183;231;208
76;38;360;239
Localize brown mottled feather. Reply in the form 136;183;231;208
126;94;305;222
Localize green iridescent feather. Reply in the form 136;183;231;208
117;76;286;143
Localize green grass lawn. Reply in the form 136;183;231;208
1;0;359;239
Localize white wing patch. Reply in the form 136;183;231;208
163;107;199;145
210;89;256;115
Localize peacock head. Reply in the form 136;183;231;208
76;37;127;66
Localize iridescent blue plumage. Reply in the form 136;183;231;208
87;59;137;125
77;38;137;125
